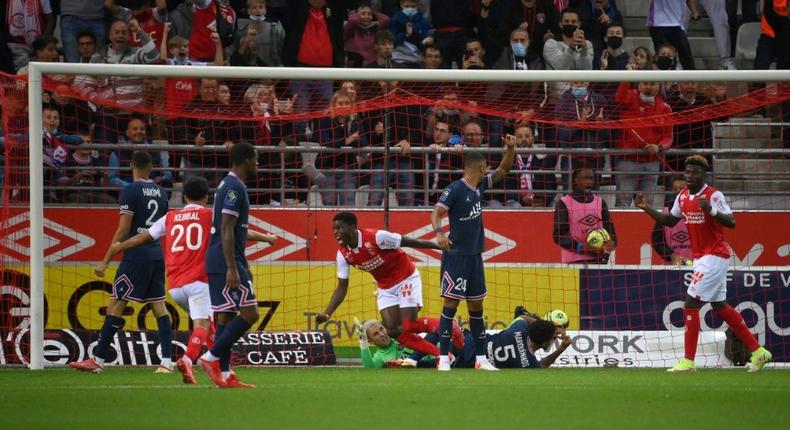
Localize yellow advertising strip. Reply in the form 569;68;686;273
32;265;580;347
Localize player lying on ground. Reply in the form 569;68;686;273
357;308;572;369
316;211;462;357
356;318;464;368
411;308;572;369
71;151;172;374
94;176;276;383
636;155;772;372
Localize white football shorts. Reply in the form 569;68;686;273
376;269;423;311
169;281;212;320
687;254;730;302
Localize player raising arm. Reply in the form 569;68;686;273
635;155;771;372
316;212;463;358
430;134;516;371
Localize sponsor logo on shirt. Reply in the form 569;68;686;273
460;202;482;222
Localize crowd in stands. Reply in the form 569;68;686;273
0;0;786;208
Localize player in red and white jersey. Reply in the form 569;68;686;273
315;212;464;362
636;155;771;372
97;177;276;384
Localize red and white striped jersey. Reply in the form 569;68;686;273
671;184;732;259
336;228;416;289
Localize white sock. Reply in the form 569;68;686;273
161;358;173;367
201;351;219;362
94;357;105;366
438;355;450;365
475;355;488;363
221;371;231;379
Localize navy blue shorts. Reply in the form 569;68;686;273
440;254;486;300
112;259;166;303
208;265;257;312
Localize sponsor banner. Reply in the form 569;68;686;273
533;330;729;368
1;208;788;265
0;329;335;366
580;269;790;362
0;266;579;347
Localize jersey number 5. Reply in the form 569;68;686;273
170;223;204;252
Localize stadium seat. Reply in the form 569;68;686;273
734;22;761;69
355;185;369;207
307;185;323;207
299;141;319;167
384;188;398;208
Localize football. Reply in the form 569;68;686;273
586;228;611;249
545;309;570;328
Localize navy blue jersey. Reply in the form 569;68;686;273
119;180;168;260
436;175;491;255
206;172;250;274
485;319;540;369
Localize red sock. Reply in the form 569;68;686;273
207;322;216;350
396;332;440;357
186;326;209;362
683;308;701;361
715;305;760;352
403;317;439;334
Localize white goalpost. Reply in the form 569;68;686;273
24;62;790;369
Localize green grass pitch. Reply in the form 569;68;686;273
1;368;788;429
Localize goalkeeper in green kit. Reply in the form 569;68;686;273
357;318;462;368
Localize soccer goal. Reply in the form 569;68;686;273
2;63;789;370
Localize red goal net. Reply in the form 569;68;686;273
1;69;789;368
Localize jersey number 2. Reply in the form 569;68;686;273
170;223;204;252
145;199;159;226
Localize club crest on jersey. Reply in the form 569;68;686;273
227;191;237;201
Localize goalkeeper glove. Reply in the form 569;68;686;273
354;317;369;350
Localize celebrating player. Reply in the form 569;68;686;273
71;151;172;373
430;134;516;371
316;211;463;358
635;155;772;372
199;142;272;388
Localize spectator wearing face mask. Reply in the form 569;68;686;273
235;0;286;66
544;8;594;101
555;81;609;189
390;0;433;67
653;43;678;70
599;23;629;70
646;0;695;70
613;70;673;208
493;28;545;71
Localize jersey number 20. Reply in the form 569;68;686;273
170;223;204;252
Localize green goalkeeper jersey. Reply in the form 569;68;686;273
360;341;412;368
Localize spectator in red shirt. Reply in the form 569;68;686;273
282;0;352;137
170;0;237;62
613;64;673;208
